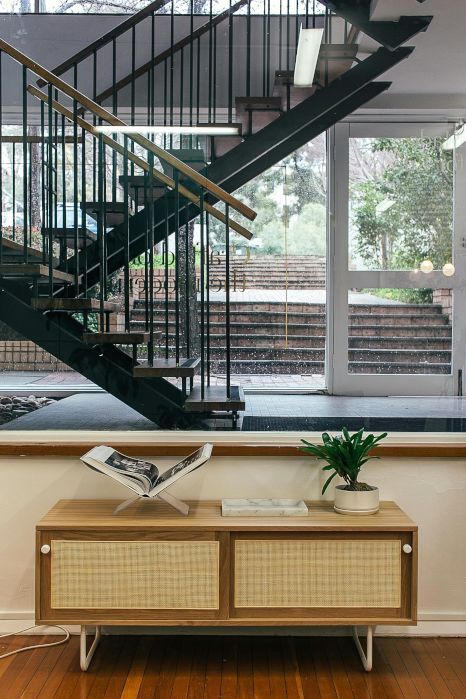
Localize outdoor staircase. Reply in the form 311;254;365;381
130;300;452;376
211;255;326;290
0;1;433;426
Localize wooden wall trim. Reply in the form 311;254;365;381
0;441;465;458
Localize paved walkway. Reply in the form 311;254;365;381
207;289;402;304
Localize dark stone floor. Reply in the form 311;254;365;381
2;392;466;431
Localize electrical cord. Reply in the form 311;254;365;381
0;625;70;659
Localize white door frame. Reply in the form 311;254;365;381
327;121;466;396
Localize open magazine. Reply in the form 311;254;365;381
80;443;213;498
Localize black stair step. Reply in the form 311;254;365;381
32;298;119;313
184;385;245;412
0;264;74;284
133;357;200;378
51;228;97;249
83;331;150;344
118;175;166;206
80;202;128;227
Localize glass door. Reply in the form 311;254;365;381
328;121;466;396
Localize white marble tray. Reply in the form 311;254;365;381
221;498;309;517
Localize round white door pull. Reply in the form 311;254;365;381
40;545;51;554
402;544;412;554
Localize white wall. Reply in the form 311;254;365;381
1;444;465;636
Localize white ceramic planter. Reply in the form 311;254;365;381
334;484;379;515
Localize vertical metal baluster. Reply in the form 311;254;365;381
112;38;117;202
246;0;251;98
170;0;174;145
208;0;213;122
40;101;46;264
28;141;32;246
92;54;97;202
131;26;136;177
98;134;105;330
143;169;149;334
213;25;217;121
278;0;283;72
53;93;58;275
190;0;195;130
184;202;190;366
81;126;88;312
73;88;79;291
148;152;155;366
174;169;180;365
206;213;211;386
61;114;67;271
22;66;28;263
0;53;2;265
286;0;290;71
225;203;231;399
196;38;201;126
123;136;130;333
12;143;16;241
266;0;271;96
305;0;309;28
228;0;233;121
164;194;169;360
199;190;205;399
180;47;184;135
47;84;53;296
151;11;155;128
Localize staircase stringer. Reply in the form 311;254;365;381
0;280;200;427
61;46;411;295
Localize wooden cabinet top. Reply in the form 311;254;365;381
37;499;417;532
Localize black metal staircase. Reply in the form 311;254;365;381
0;1;432;427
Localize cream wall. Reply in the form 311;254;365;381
0;435;465;636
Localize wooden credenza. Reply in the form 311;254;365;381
36;499;417;670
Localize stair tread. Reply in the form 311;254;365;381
0;264;74;283
83;331;150;344
133;357;200;378
32;298;119;313
51;228;97;248
184;385;245;412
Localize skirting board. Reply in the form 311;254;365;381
1;617;465;637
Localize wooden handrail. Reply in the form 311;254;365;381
92;0;250;106
28;85;252;241
37;0;171;87
0;38;256;222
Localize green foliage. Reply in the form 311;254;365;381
351;137;453;276
362;288;433;304
300;428;387;494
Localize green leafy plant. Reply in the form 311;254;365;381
300;428;387;494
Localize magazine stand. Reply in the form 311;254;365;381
113;490;189;516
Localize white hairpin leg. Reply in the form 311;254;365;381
352;625;374;671
80;625;101;671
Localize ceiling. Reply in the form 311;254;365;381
360;0;466;101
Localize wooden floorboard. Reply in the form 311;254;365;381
0;635;464;698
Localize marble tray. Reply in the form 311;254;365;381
221;498;309;517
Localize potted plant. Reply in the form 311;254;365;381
300;427;387;514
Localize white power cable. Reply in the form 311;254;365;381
0;625;70;660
